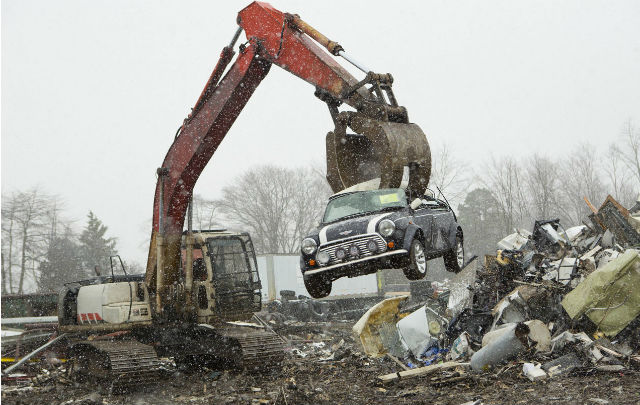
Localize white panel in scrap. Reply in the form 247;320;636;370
257;254;379;300
273;255;303;295
396;305;435;358
256;256;269;300
446;257;478;319
331;274;378;296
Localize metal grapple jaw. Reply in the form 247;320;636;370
277;12;431;197
320;73;431;197
326;112;431;196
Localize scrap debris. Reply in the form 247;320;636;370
348;194;640;384
2;194;639;404
378;361;467;383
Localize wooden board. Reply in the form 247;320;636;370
378;361;468;382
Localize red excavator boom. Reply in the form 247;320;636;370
145;2;431;311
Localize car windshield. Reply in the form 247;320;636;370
322;189;407;223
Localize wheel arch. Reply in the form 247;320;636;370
402;224;424;251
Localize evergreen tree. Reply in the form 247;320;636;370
79;211;117;276
457;188;506;257
38;229;85;292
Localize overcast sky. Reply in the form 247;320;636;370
2;0;640;265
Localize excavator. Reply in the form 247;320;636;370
57;1;431;387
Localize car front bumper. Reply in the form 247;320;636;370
303;249;409;279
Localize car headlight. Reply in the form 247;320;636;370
317;251;330;265
301;238;317;255
379;219;396;237
349;245;359;257
367;239;379;253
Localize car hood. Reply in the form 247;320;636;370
318;212;394;244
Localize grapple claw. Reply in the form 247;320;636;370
326;112;431;196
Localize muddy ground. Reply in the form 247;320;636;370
2;321;639;405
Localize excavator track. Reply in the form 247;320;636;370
222;328;286;371
71;340;162;390
157;324;285;372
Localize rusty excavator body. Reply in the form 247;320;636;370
57;2;431;387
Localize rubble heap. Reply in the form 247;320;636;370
353;194;640;382
2;195;640;405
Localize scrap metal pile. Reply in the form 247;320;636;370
2;194;640;404
352;194;640;383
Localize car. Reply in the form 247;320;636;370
299;188;464;298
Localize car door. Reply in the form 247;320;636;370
417;198;454;254
411;201;435;251
431;200;455;253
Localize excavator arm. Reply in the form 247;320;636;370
145;2;431;312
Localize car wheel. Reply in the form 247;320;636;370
303;274;332;299
444;234;464;273
403;239;428;280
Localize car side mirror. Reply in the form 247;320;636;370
410;198;422;210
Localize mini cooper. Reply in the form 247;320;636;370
300;188;464;298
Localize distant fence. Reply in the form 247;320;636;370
0;255;450;317
1;293;58;318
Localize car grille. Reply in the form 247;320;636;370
319;234;387;265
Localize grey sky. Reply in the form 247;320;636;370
2;0;639;265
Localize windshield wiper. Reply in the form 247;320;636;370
327;206;403;223
325;211;370;224
378;206;404;212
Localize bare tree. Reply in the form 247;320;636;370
124;260;145;275
2;197;18;293
481;156;529;233
617;119;640;184
216;165;332;254
2;188;59;293
526;154;562;220
604;144;637;206
285;169;332;252
191;194;221;230
557;143;607;225
429;143;470;204
0;250;5;294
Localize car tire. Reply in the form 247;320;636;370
303;274;332;299
443;233;464;273
403;239;428;280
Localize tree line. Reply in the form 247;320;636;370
201;120;639;260
443;120;639;257
2;188;118;294
191;165;333;254
3;121;638;292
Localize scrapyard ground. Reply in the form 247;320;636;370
2;321;639;405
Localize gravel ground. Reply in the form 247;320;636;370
3;321;639;405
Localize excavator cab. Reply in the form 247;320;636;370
185;231;262;323
206;233;262;317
